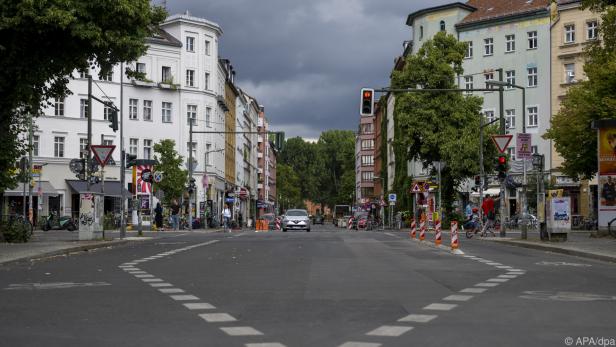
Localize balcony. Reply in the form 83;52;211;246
217;96;229;112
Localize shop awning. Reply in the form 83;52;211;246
3;181;58;196
66;180;131;197
470;188;501;197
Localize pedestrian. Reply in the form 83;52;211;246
171;199;180;231
223;205;231;232
481;195;496;236
154;202;163;230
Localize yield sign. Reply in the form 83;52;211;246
491;135;513;153
91;145;116;167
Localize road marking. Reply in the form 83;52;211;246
366;325;413;337
170;295;200;301
220;326;263;336
423;303;457;311
122;267;139;271
4;282;111;290
398;314;437;323
443;295;473;302
486;262;501;266
475;282;499;287
384;233;397;237
127;271;147;274
338;343;382;347
498;275;517;279
183;303;216;310
245;343;287;347
496;265;512;269
199;313;237;322
122;262;137;265
142;278;164;282
487;278;509;283
134;274;154;278
460;288;487;293
508;269;524;272
159;288;185;294
150;283;173;287
118;265;135;268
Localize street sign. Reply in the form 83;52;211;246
388;193;397;202
423;182;431;191
491;135;513;153
91;145;116;167
153;171;163;183
201;174;209;188
411;182;422;193
516;133;532;160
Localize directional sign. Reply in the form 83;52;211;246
491;135;513;153
91;145;116;167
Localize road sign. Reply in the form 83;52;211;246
423;182;431;191
201;174;209;188
388;193;397;202
491;135;513;153
153;171;163;183
411;182;422;193
91;145;115;167
516;133;532;160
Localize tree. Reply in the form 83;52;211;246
278;137;322;201
276;163;303;210
153;140;187;204
391;31;497;213
0;1;167;195
316;130;356;209
544;0;616;179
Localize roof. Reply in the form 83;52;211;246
406;2;476;26
163;13;223;36
66;180;131;197
457;0;550;27
145;28;182;48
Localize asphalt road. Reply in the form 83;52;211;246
1;224;615;347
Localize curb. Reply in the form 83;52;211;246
485;239;616;264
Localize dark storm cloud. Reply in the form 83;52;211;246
167;0;452;139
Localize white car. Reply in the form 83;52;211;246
282;209;311;232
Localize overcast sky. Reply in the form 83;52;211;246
167;0;451;140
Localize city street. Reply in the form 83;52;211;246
1;224;615;347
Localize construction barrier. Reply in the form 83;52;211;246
451;220;459;250
256;219;269;232
419;220;426;241
435;218;442;246
410;219;416;239
275;218;281;230
347;217;353;230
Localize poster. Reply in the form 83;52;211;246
598;126;616;227
548;197;570;231
516;133;532;160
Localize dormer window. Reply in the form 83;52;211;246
440;21;445;32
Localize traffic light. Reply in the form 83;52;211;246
108;108;118;132
360;88;374;116
125;153;137;168
496;154;508;180
275;132;285;151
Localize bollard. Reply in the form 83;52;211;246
435;218;442;246
419;220;426;241
410;219;417;239
347;217;354;230
275;218;281;231
451;220;459;250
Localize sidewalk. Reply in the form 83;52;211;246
480;231;616;263
0;228;223;266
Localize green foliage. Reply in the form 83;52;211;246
276;163;303;209
544;1;616;179
153;140;187;204
278;137;322;201
0;0;167;194
390;31;497;213
0;219;32;243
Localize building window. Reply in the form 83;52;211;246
162;102;172;123
527;106;538;128
484;110;495;124
484;72;494;89
54;98;64;116
100;70;113;81
186;69;195;87
440;20;445;32
205;143;211;166
464;76;473;94
129;99;138;120
136;62;146;74
484;38;493;56
33;135;39;156
527;67;538;87
506;70;516;89
205;40;211;55
143;139;152;160
186;36;195;52
506;34;515;52
528;31;538;49
419;26;424;40
104;104;112;121
464;41;473;59
506;109;516;129
531;145;538;154
54;137;65;158
205;72;210;90
187;104;197;126
79;69;88;79
361;171;374;182
361;139;374;150
143;100;152;121
507;147;516;161
79;138;87;159
161;66;172;83
587;20;598;40
565;24;576;43
103;139;113;146
80;99;89;118
187;142;197;160
565;63;576;83
361;123;373;134
361;155;374;166
129;138;138;156
206;107;212;127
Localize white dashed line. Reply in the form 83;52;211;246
159;288;185;294
443;295;473;302
199;313;236;322
423;303;458;311
127;271;147;274
245;343;287;347
475;282;499;287
496;265;512;269
498;275;517;279
220;326;263;336
149;283;173;287
183;303;216;310
366;325;413;337
398;314;437;323
338;343;382;347
460;287;487;293
170;295;200;301
134;274;154;278
487;278;510;283
142;278;164;282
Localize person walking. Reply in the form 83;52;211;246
223;205;231;232
481;195;496;236
154;202;164;230
171;199;180;231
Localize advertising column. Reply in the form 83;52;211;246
596;121;616;231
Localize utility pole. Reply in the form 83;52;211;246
188;117;194;231
120;62;126;239
497;68;507;237
87;75;93;191
28;114;33;224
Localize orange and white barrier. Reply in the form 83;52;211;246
347;217;353;230
451;220;459;250
419;220;426;241
410;219;417;239
275;218;281;230
435;218;442;246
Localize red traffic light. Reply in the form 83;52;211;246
498;155;507;165
360;88;375;116
363;91;372;99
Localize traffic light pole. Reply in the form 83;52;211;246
120;62;125;239
497;69;507;237
87;76;93;191
188;118;193;231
